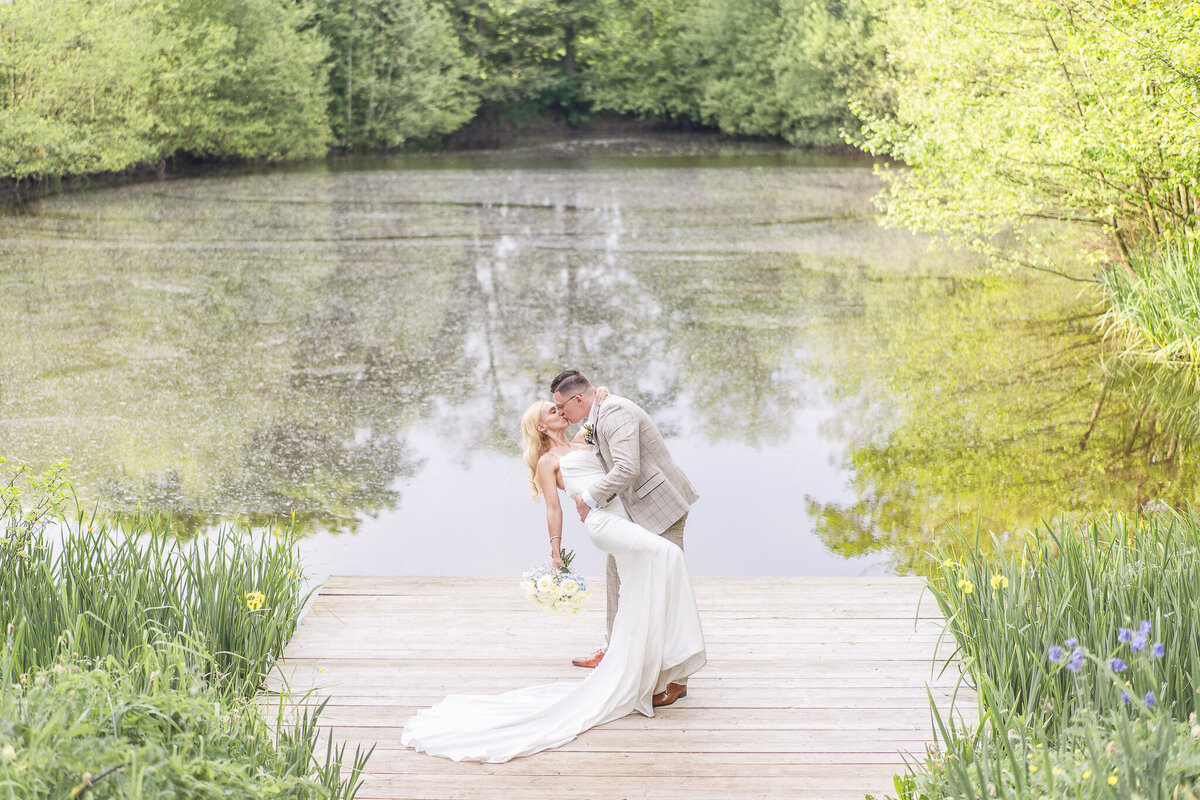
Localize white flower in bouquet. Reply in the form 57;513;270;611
520;548;591;614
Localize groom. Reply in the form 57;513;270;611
550;369;699;707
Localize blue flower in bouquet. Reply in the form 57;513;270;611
519;549;591;614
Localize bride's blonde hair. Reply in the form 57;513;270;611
520;401;553;498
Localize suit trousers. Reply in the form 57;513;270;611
606;512;689;683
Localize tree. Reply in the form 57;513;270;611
773;0;892;145
585;0;890;144
584;0;701;122
151;0;332;160
854;0;1200;270
0;0;332;180
321;0;478;149
0;0;159;180
441;0;599;118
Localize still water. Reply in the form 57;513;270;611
2;141;1190;578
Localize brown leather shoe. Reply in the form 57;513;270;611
652;683;688;707
571;649;605;668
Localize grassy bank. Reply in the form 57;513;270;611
888;511;1200;799
0;462;369;798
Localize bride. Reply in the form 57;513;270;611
400;398;707;763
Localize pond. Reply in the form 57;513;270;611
2;138;1195;579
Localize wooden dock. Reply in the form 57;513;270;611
265;576;977;800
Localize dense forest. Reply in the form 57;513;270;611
0;0;888;179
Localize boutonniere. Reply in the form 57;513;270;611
581;421;596;445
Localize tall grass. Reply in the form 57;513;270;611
1;510;307;697
0;629;371;798
891;511;1200;799
0;461;371;798
1101;233;1200;368
931;511;1200;732
1095;234;1200;461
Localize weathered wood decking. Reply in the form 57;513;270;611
265;576;977;800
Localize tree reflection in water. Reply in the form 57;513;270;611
0;146;1194;574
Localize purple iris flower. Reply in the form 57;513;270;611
1108;657;1126;673
1121;690;1130;704
1139;620;1152;636
1131;633;1148;653
1048;645;1064;662
1152;642;1165;658
1144;690;1156;707
1065;637;1078;648
1117;627;1132;644
1066;649;1085;673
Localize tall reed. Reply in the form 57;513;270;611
1100;233;1200;368
1;508;307;697
890;511;1200;799
0;461;371;798
931;511;1200;733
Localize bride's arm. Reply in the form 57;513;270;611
536;454;566;569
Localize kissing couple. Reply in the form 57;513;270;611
401;369;707;763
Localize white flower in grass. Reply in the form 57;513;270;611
1;744;15;761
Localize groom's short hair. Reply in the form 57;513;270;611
550;369;592;397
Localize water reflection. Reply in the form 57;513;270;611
2;147;1193;576
804;274;1200;570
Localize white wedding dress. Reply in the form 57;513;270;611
400;449;707;762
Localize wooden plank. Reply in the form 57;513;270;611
317;575;928;592
268;661;960;680
310;729;940;752
262;685;966;709
266;677;968;695
263;576;977;800
293;600;940;618
278;705;942;731
351;773;901;799
337;749;914;774
275;645;959;662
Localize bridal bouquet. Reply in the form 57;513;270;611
520;549;591;614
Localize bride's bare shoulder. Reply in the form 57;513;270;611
537;450;560;470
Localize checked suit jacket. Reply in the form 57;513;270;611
586;395;699;535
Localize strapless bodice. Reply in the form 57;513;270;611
558;449;607;500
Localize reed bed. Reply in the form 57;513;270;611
1101;234;1200;368
0;462;370;798
2;510;307;696
889;511;1200;799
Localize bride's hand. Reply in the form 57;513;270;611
596;386;610;404
551;552;565;570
